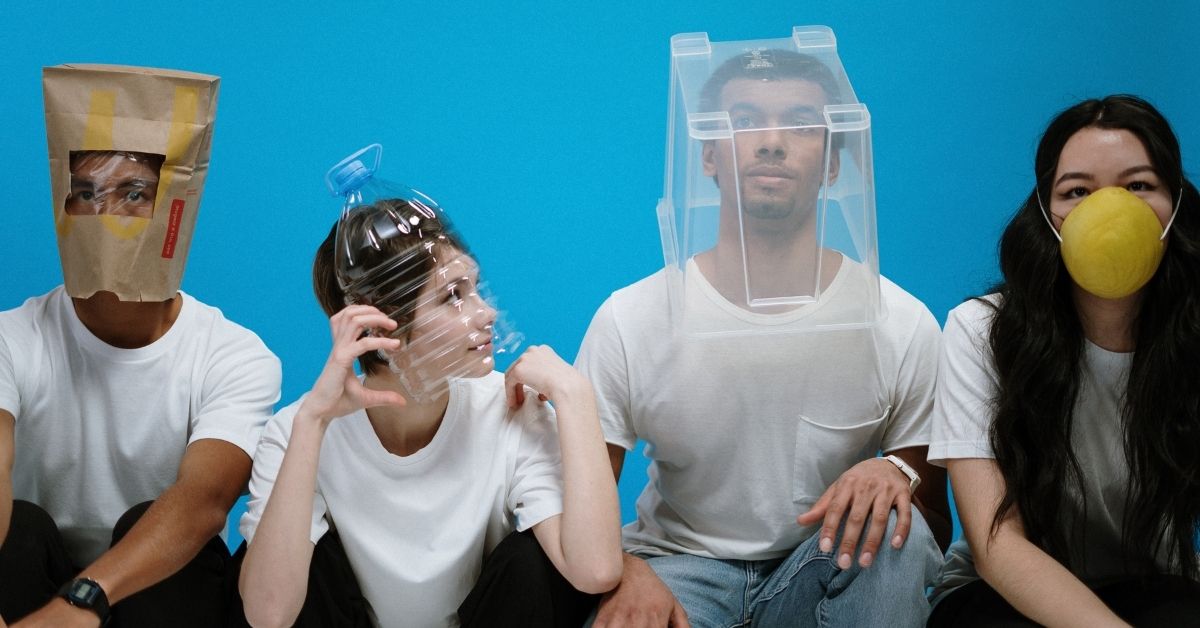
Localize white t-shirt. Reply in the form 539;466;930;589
928;296;1163;595
239;371;565;628
0;286;281;565
576;258;940;561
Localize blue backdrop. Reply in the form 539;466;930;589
2;2;1197;548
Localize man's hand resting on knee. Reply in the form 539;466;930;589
796;456;915;570
593;553;690;628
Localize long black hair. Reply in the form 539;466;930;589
986;94;1200;579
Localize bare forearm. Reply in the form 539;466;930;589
974;532;1128;628
0;475;11;549
240;413;326;628
80;479;230;603
553;385;623;593
1;411;13;549
949;459;1126;627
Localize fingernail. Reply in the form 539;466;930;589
819;537;832;553
838;553;851;570
892;535;903;548
859;552;873;567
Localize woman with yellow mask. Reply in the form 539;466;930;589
926;95;1200;627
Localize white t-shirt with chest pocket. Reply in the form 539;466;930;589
576;258;940;561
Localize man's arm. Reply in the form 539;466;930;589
84;438;248;600
0;410;13;550
607;443;625;481
15;438;248;627
796;451;921;569
797;302;949;566
889;445;951;551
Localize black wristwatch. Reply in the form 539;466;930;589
57;577;111;625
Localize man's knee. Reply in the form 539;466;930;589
111;500;153;544
4;500;60;550
0;501;74;620
892;505;934;545
874;505;940;580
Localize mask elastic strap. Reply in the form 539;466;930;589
1160;187;1183;241
1035;186;1064;243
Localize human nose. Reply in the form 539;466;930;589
92;191;113;214
753;129;788;160
469;294;497;329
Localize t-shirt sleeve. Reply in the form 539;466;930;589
190;330;282;457
927;300;999;467
507;398;564;532
880;303;942;453
574;297;637;451
239;403;330;544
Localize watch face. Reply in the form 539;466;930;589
68;579;101;604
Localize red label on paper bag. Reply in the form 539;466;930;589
161;199;185;258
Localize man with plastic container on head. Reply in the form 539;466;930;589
576;28;951;627
0;65;281;627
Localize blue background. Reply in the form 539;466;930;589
2;2;1197;548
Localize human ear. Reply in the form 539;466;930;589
826;147;840;186
702;140;717;180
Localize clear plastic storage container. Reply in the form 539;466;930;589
657;26;883;336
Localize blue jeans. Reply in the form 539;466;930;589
641;506;940;628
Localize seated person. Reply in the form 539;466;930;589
928;95;1200;627
578;45;949;628
237;197;623;627
1;65;280;628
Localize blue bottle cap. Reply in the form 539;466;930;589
325;144;383;196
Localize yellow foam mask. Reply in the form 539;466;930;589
1059;187;1166;299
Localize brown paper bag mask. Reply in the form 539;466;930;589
43;64;220;301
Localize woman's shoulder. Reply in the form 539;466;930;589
455;371;506;408
261;394;368;445
947;294;1001;333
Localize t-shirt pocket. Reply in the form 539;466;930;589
792;404;891;507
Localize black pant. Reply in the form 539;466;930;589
928;574;1200;627
458;530;600;628
227;528;372;628
0;499;232;626
230;528;599;627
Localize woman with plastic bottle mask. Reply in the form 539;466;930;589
926;95;1200;627
236;200;622;628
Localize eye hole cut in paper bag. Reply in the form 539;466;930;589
43;64;220;301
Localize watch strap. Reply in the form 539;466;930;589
884;454;921;493
57;577;111;625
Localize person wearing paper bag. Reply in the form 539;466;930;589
0;65;281;627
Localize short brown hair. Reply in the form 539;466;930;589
312;199;467;375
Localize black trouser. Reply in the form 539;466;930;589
927;574;1200;627
230;528;599;627
227;528;373;628
0;499;232;626
458;529;600;628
